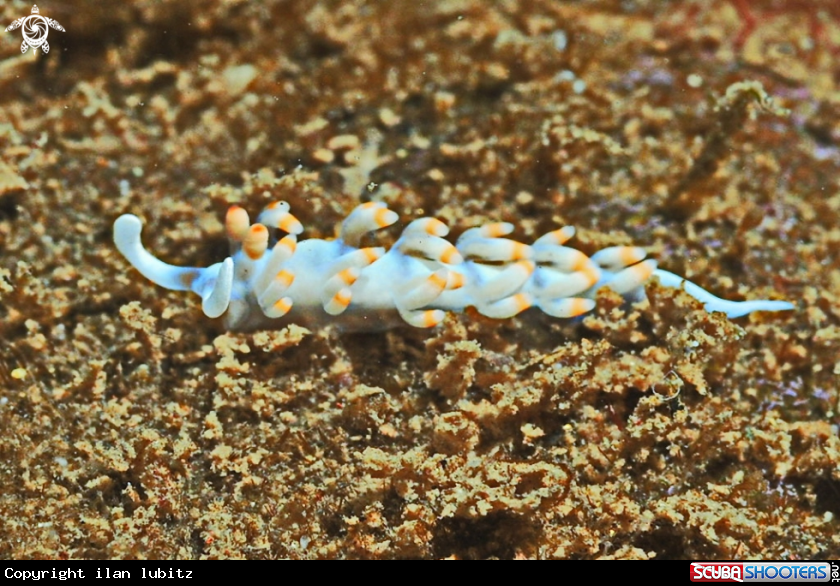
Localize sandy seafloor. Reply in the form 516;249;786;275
1;0;839;559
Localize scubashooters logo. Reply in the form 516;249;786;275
5;5;64;54
690;562;836;583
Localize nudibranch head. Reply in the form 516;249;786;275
113;201;794;332
114;214;234;319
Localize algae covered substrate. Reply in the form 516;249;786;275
0;0;838;559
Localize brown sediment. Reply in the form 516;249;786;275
664;80;789;219
0;0;838;559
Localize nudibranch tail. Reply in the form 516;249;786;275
113;201;794;332
652;269;794;319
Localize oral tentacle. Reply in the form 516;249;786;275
114;214;204;292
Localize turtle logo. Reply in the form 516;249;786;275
6;5;65;55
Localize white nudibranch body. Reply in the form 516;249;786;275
113;201;794;331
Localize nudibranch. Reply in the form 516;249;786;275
113;201;794;332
